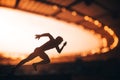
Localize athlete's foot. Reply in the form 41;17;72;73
32;63;37;71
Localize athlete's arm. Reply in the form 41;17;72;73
35;33;54;40
56;41;67;53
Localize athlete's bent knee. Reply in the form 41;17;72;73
44;59;50;64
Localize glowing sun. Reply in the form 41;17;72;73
0;7;102;59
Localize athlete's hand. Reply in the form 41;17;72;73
63;41;67;46
35;34;41;40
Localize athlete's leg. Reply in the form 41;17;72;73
13;52;38;72
11;52;38;74
14;47;41;70
32;52;50;71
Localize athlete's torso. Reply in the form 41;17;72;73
40;39;58;51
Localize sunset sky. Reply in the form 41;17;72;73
0;7;102;63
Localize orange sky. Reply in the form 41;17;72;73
0;7;103;64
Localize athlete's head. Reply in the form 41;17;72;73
56;36;63;44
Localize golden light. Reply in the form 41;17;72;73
71;11;77;16
52;5;58;10
0;7;119;64
94;20;102;27
102;38;107;47
110;35;119;49
104;26;114;35
84;16;93;22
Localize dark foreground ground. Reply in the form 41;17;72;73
0;58;120;80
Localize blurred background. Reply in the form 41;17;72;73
0;0;120;80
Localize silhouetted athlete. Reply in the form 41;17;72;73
13;33;67;71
